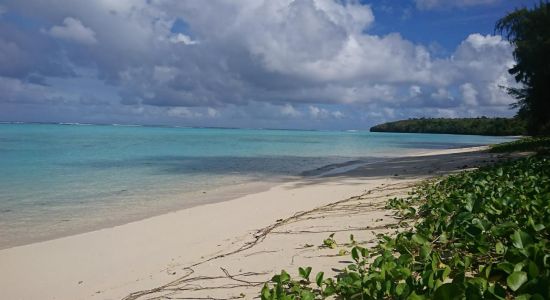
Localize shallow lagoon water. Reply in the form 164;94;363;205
0;124;515;248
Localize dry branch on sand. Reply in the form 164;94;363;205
122;181;418;300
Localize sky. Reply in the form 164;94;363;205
0;0;537;130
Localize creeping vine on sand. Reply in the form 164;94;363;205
122;181;417;300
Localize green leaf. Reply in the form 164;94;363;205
298;267;312;281
300;290;315;300
464;198;474;212
315;272;324;287
396;282;407;296
351;247;360;262
507;271;528;291
528;261;539;278
528;216;546;232
482;264;492;279
428;271;435;289
471;277;488;292
442;266;451;280
407;291;427;300
487;282;507;299
412;233;429;245
514;262;527;272
533;223;545;231
439;232;448;243
261;284;271;300
419;244;432;259
280;270;291;283
433;283;463;300
495;241;505;255
360;247;369;257
463;256;472;268
497;262;514;274
511;230;533;249
324;284;336;296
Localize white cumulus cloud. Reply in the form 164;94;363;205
460;83;479;106
0;0;519;127
45;17;97;45
280;104;302;118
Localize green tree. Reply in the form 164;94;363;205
496;1;550;136
369;117;526;136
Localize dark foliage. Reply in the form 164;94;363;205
496;1;550;136
490;136;550;153
369;117;526;136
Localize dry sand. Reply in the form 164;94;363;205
0;146;506;300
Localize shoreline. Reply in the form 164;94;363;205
0;178;283;250
0;146;502;300
1;145;486;250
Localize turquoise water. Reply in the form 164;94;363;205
0;124;514;248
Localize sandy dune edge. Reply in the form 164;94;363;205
0;147;503;300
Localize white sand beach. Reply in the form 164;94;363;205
0;146;506;300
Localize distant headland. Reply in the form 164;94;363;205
370;117;526;136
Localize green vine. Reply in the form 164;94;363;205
261;156;550;299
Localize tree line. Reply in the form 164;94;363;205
369;117;526;136
497;1;550;136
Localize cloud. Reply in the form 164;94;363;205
415;0;499;10
0;0;518;128
169;33;198;45
308;105;343;119
431;88;454;101
0;38;23;76
0;76;53;104
450;33;516;106
409;85;422;97
166;107;202;118
332;110;344;118
280;104;302;118
45;17;97;45
309;105;327;118
460;83;479;106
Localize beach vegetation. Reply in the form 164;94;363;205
490;136;550;153
322;233;337;249
260;154;550;299
496;1;550;136
259;6;550;297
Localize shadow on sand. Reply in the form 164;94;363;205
289;150;511;188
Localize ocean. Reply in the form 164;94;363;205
0;123;515;248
